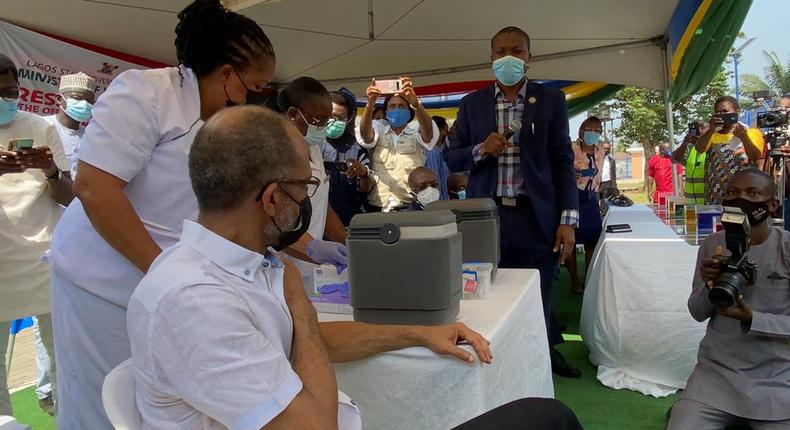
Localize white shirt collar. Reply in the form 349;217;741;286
180;220;273;282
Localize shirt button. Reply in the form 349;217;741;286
244;269;251;276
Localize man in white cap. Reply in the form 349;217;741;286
43;71;96;178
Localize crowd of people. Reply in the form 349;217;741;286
0;0;788;429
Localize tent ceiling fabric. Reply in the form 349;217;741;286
0;0;679;94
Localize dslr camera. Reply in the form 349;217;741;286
708;207;759;308
756;109;789;129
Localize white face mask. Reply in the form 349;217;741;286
296;109;326;146
416;187;441;207
305;124;326;146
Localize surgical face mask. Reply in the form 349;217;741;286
416;186;440;207
583;131;601;146
492;55;526;87
272;190;313;251
452;189;467;200
325;119;347;139
722;197;772;226
661;148;672;157
63;97;93;122
305;124;326;145
386;108;411;128
297;109;327;145
0;98;19;125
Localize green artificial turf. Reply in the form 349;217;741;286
10;386;55;430
553;252;681;430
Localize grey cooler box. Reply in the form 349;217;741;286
425;198;500;278
347;210;462;325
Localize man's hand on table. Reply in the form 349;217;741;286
415;322;493;364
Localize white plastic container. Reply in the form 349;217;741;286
461;262;494;299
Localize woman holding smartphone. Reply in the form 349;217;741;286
565;116;605;295
694;96;764;204
359;77;438;211
47;2;276;428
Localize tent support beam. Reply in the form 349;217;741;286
316;37;664;87
661;39;679;196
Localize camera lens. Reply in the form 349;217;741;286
708;271;747;308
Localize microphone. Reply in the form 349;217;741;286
503;119;522;140
481;120;522;163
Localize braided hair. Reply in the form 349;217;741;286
175;0;275;78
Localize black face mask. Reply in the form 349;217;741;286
271;190;313;251
722;197;772;226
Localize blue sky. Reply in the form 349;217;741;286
732;0;788;83
571;0;789;135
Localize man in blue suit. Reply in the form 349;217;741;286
444;26;580;377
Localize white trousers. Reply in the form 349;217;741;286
52;271;130;430
0;315;55;417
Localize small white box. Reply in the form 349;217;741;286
310;264;353;314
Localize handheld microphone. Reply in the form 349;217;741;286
481;119;522;163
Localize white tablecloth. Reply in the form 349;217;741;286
319;269;553;430
580;205;707;397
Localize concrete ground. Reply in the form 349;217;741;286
7;328;37;392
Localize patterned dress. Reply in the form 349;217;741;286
703;129;764;204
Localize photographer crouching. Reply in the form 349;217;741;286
668;168;790;429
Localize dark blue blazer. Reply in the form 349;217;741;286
443;81;578;242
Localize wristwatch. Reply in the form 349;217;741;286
45;168;60;181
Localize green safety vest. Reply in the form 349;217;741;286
684;148;706;204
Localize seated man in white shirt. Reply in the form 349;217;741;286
128;106;583;430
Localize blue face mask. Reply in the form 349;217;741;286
492;55;526;87
0;98;19;125
64;97;93;122
386;108;411;128
583;131;601;146
456;190;467;200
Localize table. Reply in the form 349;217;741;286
580;205;708;397
319;269;553;430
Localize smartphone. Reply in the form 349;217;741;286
323;161;349;174
688;122;700;137
578;168;596;178
374;79;401;94
8;138;34;151
606;223;632;233
715;112;738;126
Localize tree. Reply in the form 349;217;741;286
590;67;730;183
763;50;790;96
738;73;770;110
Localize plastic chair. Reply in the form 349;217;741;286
102;359;142;430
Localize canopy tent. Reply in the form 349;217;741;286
0;0;750;117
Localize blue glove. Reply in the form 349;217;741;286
307;240;348;274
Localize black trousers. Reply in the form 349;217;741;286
452;398;584;430
497;200;564;346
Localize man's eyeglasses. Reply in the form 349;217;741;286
0;85;20;102
255;176;321;201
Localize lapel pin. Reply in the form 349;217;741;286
528;96;537;104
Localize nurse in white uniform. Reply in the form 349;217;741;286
276;78;350;286
47;1;276;428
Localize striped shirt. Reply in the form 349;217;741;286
474;83;578;225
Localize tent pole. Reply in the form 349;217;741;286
661;40;679;196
